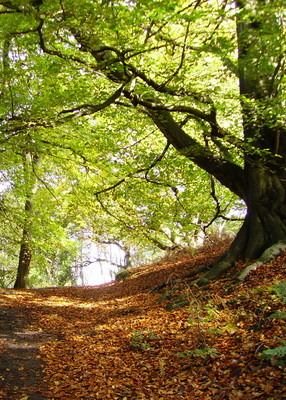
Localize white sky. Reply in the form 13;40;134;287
75;242;124;286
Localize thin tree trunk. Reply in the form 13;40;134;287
14;201;33;289
14;151;39;289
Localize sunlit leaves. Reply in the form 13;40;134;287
0;0;284;286
1;243;286;398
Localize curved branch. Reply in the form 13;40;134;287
59;85;124;118
122;90;213;123
202;176;221;232
124;63;212;104
94;141;170;196
37;20;92;66
147;108;247;201
142;232;179;251
0;1;21;11
160;20;190;87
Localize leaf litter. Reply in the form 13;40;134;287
0;244;285;399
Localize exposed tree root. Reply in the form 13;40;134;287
237;240;286;281
148;264;209;293
149;239;286;293
193;219;248;286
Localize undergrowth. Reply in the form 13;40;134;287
261;281;286;366
156;275;286;368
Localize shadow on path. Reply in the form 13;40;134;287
0;303;54;400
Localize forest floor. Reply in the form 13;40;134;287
0;242;286;400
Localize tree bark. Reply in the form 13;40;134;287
14;207;32;289
147;108;248;201
14;151;39;289
194;1;286;284
195;169;286;285
238;240;286;281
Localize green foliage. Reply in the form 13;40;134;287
268;310;286;320
0;0;284;286
177;347;217;359
115;268;129;281
262;341;286;366
261;281;286;366
269;281;286;304
129;330;158;350
262;342;286;359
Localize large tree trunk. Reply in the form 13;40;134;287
190;1;286;285
196;167;286;285
243;167;286;260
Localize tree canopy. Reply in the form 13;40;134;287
0;0;285;288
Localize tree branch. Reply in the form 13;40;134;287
94;141;170;196
147;108;247;201
0;1;21;11
122;90;213;123
123;62;212;104
37;20;93;66
59;85;124;118
160;21;190;87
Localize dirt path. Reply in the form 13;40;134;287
0;299;53;400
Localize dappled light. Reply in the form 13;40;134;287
1;246;286;399
0;0;286;397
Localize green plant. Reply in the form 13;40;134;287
268;310;286;320
262;341;286;366
269;281;286;303
260;282;286;366
129;330;157;350
185;289;238;343
177;347;217;359
115;269;129;281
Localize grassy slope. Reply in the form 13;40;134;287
0;242;285;399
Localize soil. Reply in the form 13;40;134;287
0;298;53;400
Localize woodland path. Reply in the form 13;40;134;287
0;247;223;400
0;295;54;400
0;245;285;400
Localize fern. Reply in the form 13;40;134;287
177;347;217;359
262;282;286;366
262;340;286;367
269;310;286;319
262;345;286;359
270;281;286;303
